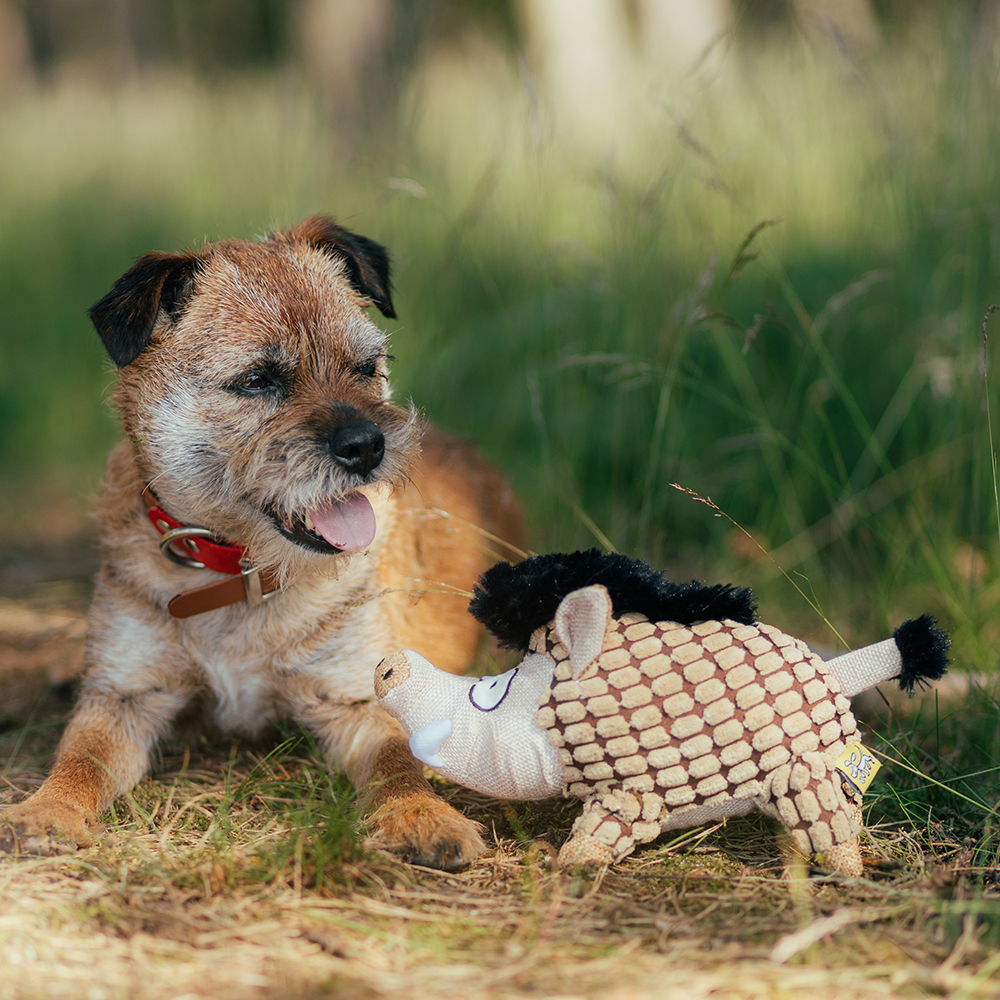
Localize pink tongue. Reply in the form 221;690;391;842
309;493;376;552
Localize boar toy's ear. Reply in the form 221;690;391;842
89;251;202;368
553;585;613;678
289;215;396;319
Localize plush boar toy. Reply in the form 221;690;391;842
375;551;950;875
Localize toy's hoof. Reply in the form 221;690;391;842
819;838;864;878
557;833;616;869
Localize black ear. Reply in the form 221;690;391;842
89;251;202;368
289;215;396;319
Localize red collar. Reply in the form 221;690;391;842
142;486;281;618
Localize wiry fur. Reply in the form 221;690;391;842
106;232;421;581
0;217;524;869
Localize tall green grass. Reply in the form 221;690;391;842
2;40;999;641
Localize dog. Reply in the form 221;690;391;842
0;216;525;870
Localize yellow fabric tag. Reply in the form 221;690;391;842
834;742;882;794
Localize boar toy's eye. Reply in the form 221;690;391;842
469;667;519;711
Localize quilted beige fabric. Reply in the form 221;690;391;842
533;614;863;869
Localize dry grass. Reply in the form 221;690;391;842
2;599;1000;1000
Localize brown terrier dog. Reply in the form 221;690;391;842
0;216;524;869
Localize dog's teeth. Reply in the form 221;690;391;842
304;513;316;533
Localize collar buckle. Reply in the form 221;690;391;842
240;558;280;608
143;485;282;616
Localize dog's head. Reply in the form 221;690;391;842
90;216;420;572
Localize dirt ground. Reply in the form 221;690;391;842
1;546;999;1000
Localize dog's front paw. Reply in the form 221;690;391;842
366;792;486;871
0;797;100;856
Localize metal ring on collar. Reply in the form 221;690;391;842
158;526;218;569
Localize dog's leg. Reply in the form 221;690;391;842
0;681;190;855
289;690;486;871
357;732;487;871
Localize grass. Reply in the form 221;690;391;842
4;602;1000;998
3;693;1000;999
4;13;1000;997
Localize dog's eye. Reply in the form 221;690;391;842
352;354;392;381
227;368;286;397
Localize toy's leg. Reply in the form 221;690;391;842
822;781;864;876
558;799;618;868
558;788;662;869
769;757;864;877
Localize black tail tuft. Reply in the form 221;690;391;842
893;614;951;694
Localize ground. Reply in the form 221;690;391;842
1;546;998;1000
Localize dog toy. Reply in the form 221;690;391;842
375;550;950;875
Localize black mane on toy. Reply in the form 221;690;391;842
470;549;758;651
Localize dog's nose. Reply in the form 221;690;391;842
328;418;385;476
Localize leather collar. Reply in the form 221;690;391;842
142;486;281;618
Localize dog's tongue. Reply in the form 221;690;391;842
309;493;376;552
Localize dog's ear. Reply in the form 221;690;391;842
289;215;396;319
89;252;202;368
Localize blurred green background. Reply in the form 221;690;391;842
2;0;1000;665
